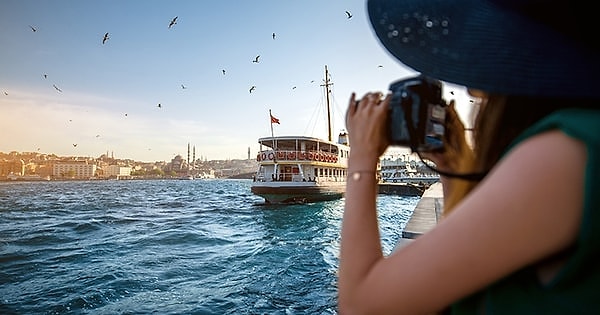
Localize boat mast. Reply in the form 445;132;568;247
322;65;333;142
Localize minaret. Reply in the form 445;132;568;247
247;147;250;160
187;143;190;169
193;146;196;169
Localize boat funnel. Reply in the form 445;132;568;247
338;131;349;145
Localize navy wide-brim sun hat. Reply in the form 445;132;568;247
367;0;600;98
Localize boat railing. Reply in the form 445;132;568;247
253;171;345;183
256;150;339;164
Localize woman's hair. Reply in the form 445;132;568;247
444;96;599;213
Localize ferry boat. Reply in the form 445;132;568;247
251;66;350;204
6;173;51;181
379;161;440;185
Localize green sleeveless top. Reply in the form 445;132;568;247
451;109;600;314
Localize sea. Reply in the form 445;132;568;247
0;179;419;315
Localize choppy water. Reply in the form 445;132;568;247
0;179;418;314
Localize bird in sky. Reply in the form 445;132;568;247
249;86;256;93
157;103;162;108
53;84;62;92
222;69;226;75
43;74;48;79
345;11;353;19
252;55;260;63
72;143;77;147
168;16;178;29
102;32;109;44
3;91;8;95
181;84;187;89
378;65;383;68
29;25;37;32
292;86;297;90
272;32;276;39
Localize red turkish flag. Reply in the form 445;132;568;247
270;114;280;124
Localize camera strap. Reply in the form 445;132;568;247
416;151;488;181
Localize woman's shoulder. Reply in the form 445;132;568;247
511;108;600;151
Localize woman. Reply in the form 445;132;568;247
338;0;600;313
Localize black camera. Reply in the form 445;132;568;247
387;75;446;152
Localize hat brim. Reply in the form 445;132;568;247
367;0;599;98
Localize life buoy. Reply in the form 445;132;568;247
277;151;286;160
308;152;314;160
299;152;306;160
288;151;296;160
260;153;266;161
268;152;274;160
318;153;324;162
333;156;338;163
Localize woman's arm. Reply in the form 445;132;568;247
338;129;585;314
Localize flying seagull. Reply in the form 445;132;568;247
157;103;162;108
272;32;276;39
3;91;8;95
102;32;109;44
43;74;48;79
72;143;77;147
29;25;37;32
252;55;260;63
249;86;256;93
222;69;226;75
168;16;178;29
345;11;353;19
181;84;187;89
53;84;62;92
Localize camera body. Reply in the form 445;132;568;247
387;75;446;152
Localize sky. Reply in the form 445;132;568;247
0;0;476;162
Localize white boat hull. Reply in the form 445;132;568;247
251;181;346;204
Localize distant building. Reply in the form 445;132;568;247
0;159;25;177
166;154;188;173
53;161;96;179
104;165;132;179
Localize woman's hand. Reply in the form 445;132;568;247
420;100;474;174
346;92;391;166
